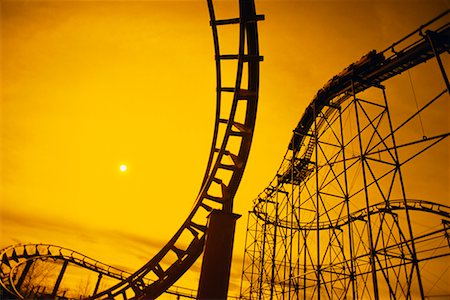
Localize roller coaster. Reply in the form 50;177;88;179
240;9;450;300
1;1;449;300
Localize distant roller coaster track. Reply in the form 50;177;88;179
1;0;263;299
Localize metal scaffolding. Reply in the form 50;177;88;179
240;11;450;300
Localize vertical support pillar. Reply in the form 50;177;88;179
351;80;379;300
197;209;240;300
313;102;322;300
425;30;450;94
52;260;68;297
288;149;295;299
16;260;33;291
258;200;269;300
381;87;425;298
339;105;357;299
239;214;247;298
93;273;103;296
269;198;278;299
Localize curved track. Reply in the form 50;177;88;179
253;199;450;230
0;244;134;297
241;10;450;299
0;0;263;299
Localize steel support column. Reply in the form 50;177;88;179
425;30;450;93
351;80;380;300
381;87;425;298
52;260;68;297
93;273;103;295
197;209;240;300
16;260;33;291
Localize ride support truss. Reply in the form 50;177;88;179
240;10;450;300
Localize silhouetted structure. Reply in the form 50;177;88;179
1;3;449;300
240;11;450;299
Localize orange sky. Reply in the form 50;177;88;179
1;0;449;298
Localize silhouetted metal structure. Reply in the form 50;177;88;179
240;11;450;299
0;0;262;299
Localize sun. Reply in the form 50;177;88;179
119;164;128;172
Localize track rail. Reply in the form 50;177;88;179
0;244;138;298
253;199;450;230
0;245;197;300
282;224;450;287
1;0;263;299
289;10;450;152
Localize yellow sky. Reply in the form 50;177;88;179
1;0;449;298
